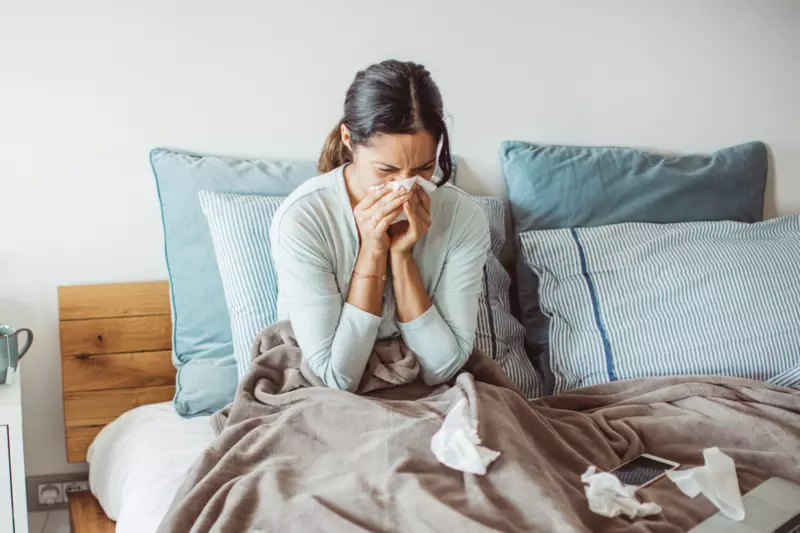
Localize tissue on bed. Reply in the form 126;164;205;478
430;397;500;475
666;447;745;521
370;176;437;225
581;466;662;519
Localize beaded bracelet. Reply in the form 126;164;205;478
352;271;387;282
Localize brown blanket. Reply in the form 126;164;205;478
157;321;800;533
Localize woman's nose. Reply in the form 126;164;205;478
394;169;414;180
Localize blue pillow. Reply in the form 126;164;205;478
518;216;800;393
500;141;769;377
150;148;317;416
198;191;284;381
501;141;768;231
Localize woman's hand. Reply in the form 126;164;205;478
389;185;431;255
353;185;407;253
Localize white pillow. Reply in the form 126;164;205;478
87;403;214;532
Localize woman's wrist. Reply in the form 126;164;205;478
360;242;388;259
389;249;414;264
389;250;415;282
389;249;430;323
354;244;388;280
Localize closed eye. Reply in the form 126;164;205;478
415;159;437;173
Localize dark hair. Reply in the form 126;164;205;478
318;60;452;184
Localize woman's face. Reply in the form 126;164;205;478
343;126;438;189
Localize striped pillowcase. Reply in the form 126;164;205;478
199;191;284;380
519;216;800;393
472;197;544;398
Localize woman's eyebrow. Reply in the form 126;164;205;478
414;158;437;170
374;158;436;170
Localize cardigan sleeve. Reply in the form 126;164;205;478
272;207;380;392
397;202;490;385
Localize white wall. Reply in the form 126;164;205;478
1;0;798;476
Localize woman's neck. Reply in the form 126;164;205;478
343;163;368;208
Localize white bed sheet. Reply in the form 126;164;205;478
87;402;215;533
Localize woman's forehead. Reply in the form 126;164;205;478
364;131;437;167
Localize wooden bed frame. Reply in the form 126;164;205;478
58;281;175;532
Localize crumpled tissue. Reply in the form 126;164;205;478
370;176;437;224
430;398;500;475
665;447;745;521
581;466;662;519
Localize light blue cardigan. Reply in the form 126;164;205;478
270;166;490;391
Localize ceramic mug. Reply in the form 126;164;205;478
0;325;33;385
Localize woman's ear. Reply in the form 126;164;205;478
340;123;353;151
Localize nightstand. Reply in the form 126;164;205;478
0;377;29;532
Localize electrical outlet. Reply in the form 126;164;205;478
62;480;90;495
37;483;63;506
28;473;89;512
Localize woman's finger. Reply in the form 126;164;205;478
374;206;403;234
365;192;397;221
403;201;420;231
404;195;431;232
356;184;392;212
411;187;430;216
411;190;430;223
404;202;427;240
368;192;406;223
418;189;431;216
414;198;431;226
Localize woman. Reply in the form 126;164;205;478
271;60;489;391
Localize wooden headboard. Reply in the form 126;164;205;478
59;281;175;462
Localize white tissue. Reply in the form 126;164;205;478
370;176;437;224
430;398;500;475
581;466;662;519
665;447;745;521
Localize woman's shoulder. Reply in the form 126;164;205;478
281;169;341;210
272;169;342;224
432;184;489;232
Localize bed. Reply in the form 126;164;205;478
61;142;800;532
59;281;800;533
59;281;184;532
67;402;212;533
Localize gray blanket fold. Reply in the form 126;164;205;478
158;321;800;533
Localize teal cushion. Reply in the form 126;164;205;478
150;148;317;416
501;141;768;231
499;141;768;386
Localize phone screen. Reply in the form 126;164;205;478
611;456;673;487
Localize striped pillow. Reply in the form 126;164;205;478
519;216;800;393
473;197;544;398
199;191;284;379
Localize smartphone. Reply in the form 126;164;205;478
609;454;680;489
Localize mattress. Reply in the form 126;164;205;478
87;402;215;533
